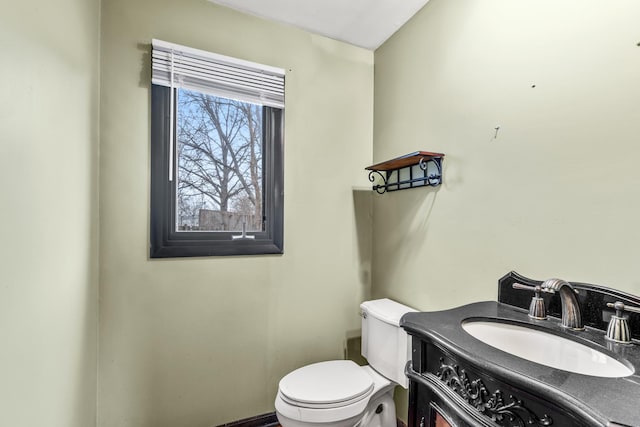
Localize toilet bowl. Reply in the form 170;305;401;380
275;299;416;427
275;361;395;427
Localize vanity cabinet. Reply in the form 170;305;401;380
401;273;640;427
406;337;590;427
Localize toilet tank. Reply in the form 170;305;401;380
360;299;417;389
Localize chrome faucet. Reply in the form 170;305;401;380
541;278;584;330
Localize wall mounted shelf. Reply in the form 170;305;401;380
365;151;444;194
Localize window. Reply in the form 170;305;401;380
150;40;284;258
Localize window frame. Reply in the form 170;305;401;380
150;84;284;258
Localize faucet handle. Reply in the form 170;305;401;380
512;283;547;320
607;301;640;314
605;301;640;344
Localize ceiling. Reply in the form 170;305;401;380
208;0;430;50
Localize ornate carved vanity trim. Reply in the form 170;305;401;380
435;358;552;427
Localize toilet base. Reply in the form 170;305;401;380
276;411;363;427
357;389;396;427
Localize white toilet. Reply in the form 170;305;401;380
275;299;417;427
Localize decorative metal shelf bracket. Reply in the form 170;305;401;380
365;151;444;194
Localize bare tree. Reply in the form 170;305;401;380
176;89;262;231
239;102;262;225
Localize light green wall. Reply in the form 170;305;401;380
0;0;100;426
374;1;640;309
99;0;373;425
9;1;639;425
374;1;640;419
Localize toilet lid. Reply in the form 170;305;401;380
278;360;374;406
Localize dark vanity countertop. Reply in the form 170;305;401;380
401;301;640;427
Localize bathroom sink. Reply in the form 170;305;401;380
462;320;634;378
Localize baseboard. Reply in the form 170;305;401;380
216;412;279;427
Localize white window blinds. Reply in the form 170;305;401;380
151;39;285;108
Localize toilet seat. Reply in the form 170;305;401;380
278;360;374;409
276;363;395;425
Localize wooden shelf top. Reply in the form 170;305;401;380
365;151;445;171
